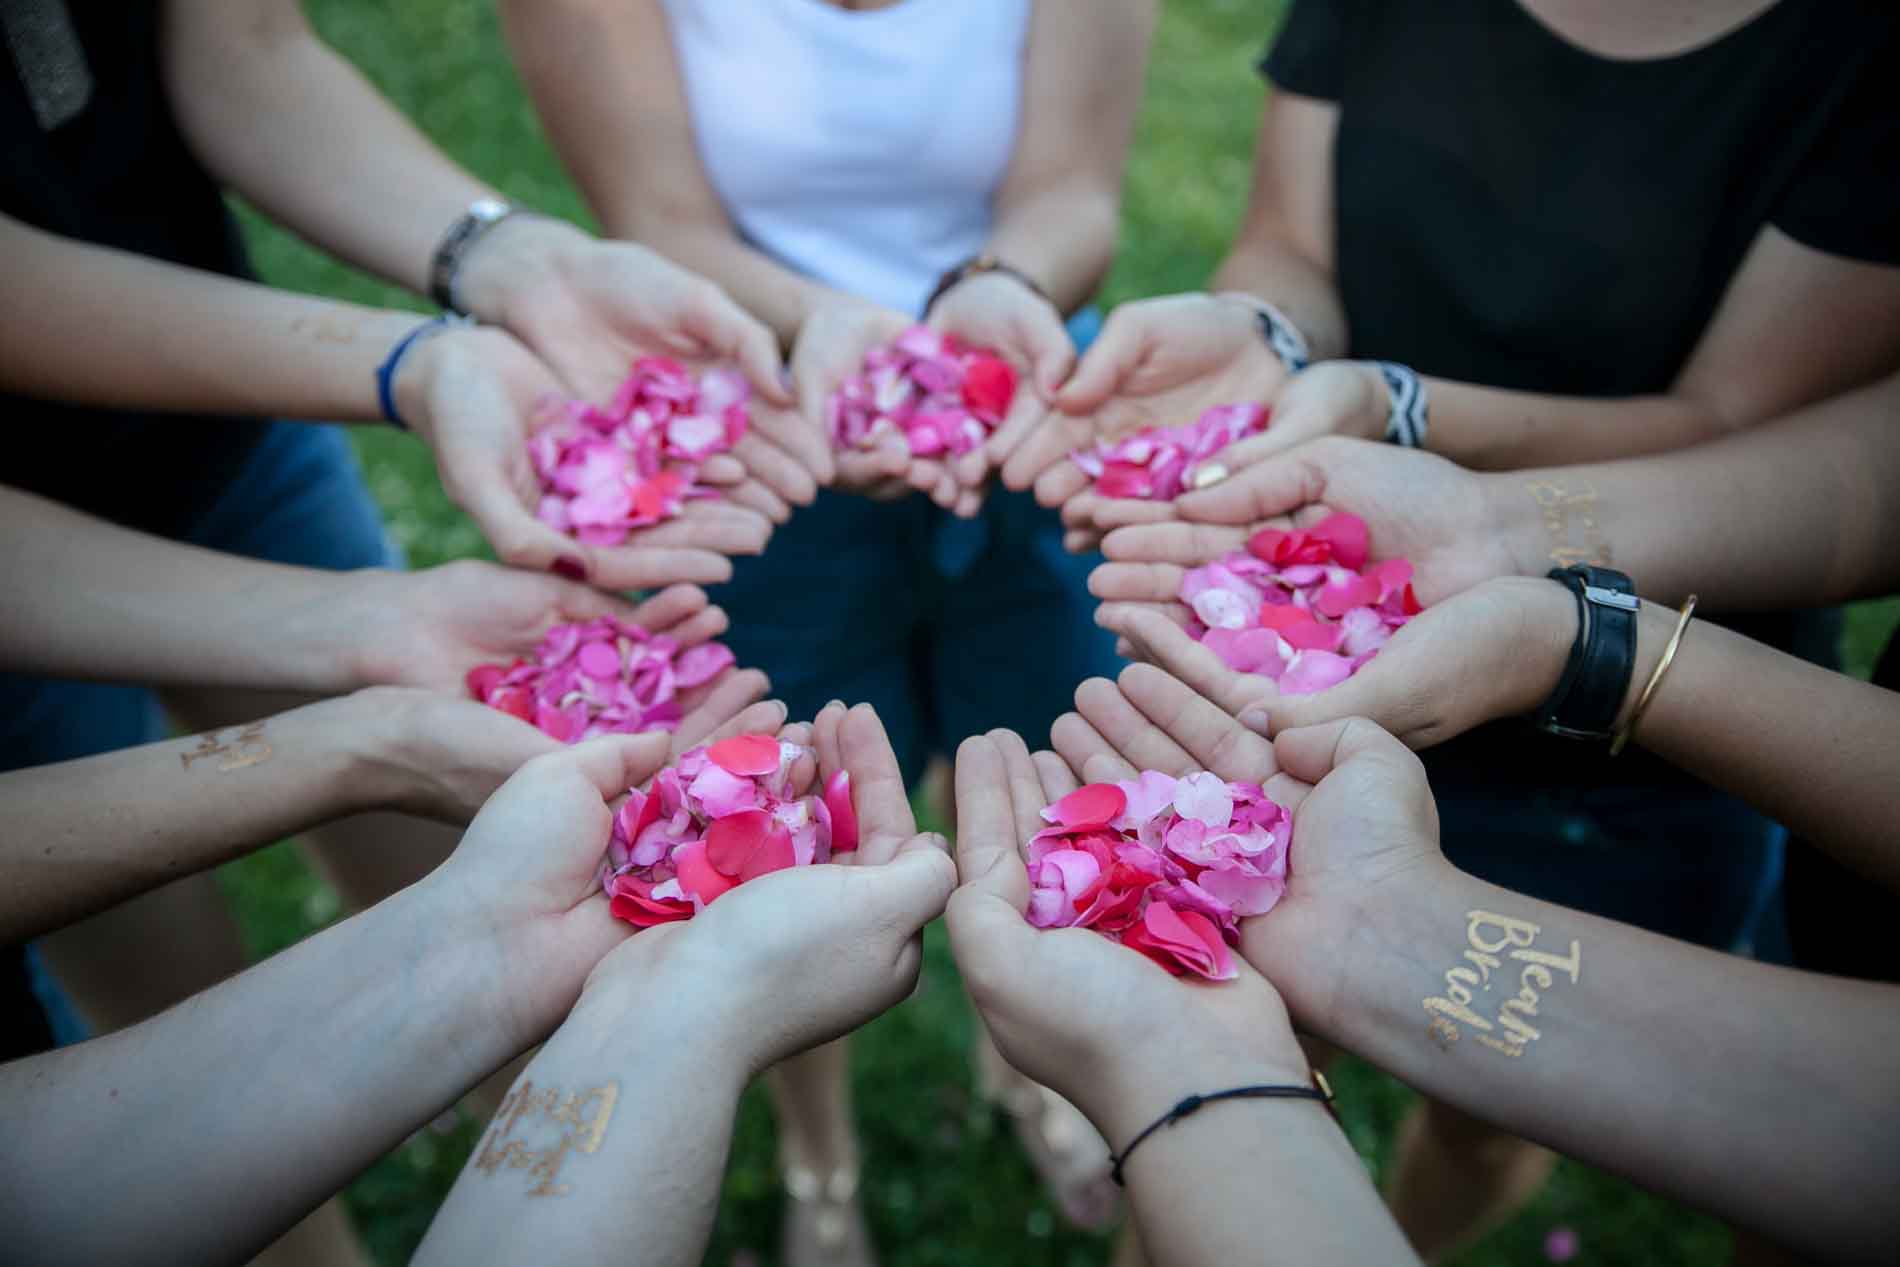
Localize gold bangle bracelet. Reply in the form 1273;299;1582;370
1610;595;1697;756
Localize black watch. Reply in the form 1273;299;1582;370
1534;566;1640;741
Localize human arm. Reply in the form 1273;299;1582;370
0;733;711;1266
412;704;957;1267
0;486;760;696
1057;667;1900;1264
943;729;1415;1267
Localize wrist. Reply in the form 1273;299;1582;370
1479;470;1551;578
1616;600;1676;732
1085;1026;1317;1159
563;938;758;1085
450;214;593;328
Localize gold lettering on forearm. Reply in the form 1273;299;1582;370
179;722;273;773
471;1078;620;1197
1423;910;1581;1059
289;313;366;345
1527;479;1611;568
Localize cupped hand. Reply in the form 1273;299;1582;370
790;296;919;500
352;564;731;694
1087;436;1517;634
930;271;1074;517
1100;577;1576;749
398;325;774;588
945;727;1310;1130
997;293;1288;519
580;702;957;1073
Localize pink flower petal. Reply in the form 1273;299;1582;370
823;770;859;853
706;733;783;777
1043;783;1128;830
1278;650;1355;695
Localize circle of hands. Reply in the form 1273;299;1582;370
387;253;1593;1082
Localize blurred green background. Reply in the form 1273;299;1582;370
222;2;1893;1264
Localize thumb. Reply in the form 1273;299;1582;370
860;836;959;935
451;456;594;579
1174;448;1326;527
1025;311;1077;400
685;285;794;408
1271;716;1418;786
1052;308;1147;415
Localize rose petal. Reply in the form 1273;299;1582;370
706;733;783;777
1043;783;1128;830
823;770;859;853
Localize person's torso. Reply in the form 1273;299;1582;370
660;0;1030;313
1329;0;1888;395
1;0;267;538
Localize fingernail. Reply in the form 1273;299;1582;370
1239;708;1271;734
551;555;588;582
1188;462;1229;490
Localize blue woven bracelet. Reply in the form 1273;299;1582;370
375;313;471;430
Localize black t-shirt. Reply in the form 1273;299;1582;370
1;2;269;538
1262;0;1896;789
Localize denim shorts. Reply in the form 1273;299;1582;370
714;312;1120;787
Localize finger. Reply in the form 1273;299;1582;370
624;584;710;635
1050;709;1137;785
553;730;676;799
811;698;848;782
1051;307;1146;416
1026;315;1077;400
676;699;786;759
950;445;990;493
683;283;795;409
1030;749;1081;803
453;458;596;578
1088;560;1188;605
588;546;735;589
697;454;747;486
1060;490;1102;529
842;703;915;862
674;669;774;750
1030;456;1091;510
1264;771;1313;814
732;430;821;507
998;413;1087;493
745;402;835;488
1115;661;1278;783
950;735;1030;906
1098;605;1265;716
952;487;986;518
859;840;958;935
985;728;1053;851
985;363;1055;461
905;457;946;494
930;468;963;512
654;603;730;649
1062;528;1104;554
1090;498;1180;533
835;445;912;491
1174;448;1327;526
1073;675;1197;776
624;501;773;555
1101;521;1251;567
720;475;794;526
1272;716;1422;787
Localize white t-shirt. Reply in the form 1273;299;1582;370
660;0;1030;315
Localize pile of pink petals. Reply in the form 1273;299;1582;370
600;734;859;927
466;616;736;743
530;357;749;545
1072;402;1269;500
1026;773;1291;981
1180;512;1422;695
828;325;1017;457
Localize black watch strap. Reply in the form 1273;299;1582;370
1535;566;1639;741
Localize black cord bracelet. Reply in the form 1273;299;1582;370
1108;1076;1336;1187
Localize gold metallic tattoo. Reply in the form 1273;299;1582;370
1526;479;1612;568
288;313;367;345
179;721;273;773
472;1079;621;1197
1422;911;1582;1059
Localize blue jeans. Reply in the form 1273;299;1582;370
4;421;398;1046
714;312;1119;786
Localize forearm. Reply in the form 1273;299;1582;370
1426;380;1729;470
162;3;494;294
415;971;748;1267
0;214;423;421
0;695;411;944
1212;236;1349;363
983;184;1119;315
1303;865;1900;1262
0;879;538;1266
1084;1038;1415;1266
1482;373;1900;607
0;486;381;693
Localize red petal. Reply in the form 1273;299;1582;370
1257;604;1341;651
960;354;1017;422
706;733;782;777
824;770;859;853
674;839;737;906
486;685;533;723
1048;783;1128;830
1309;513;1370;570
465;662;507;701
1245;528;1289;564
1094;461;1154;500
737;827;797;883
705;808;775;877
608;877;694;927
1313;575;1381;619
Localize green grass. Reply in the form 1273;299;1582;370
220;3;1894;1264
